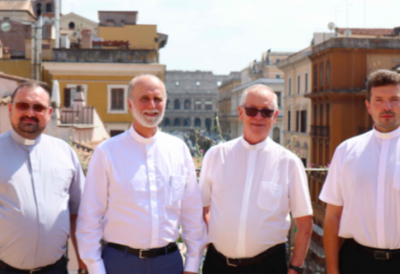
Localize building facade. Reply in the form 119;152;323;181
277;47;312;167
162;70;228;133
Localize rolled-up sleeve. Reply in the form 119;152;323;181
76;147;108;274
179;145;207;273
288;157;313;218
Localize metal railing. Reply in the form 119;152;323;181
60;106;94;125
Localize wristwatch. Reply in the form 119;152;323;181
78;269;88;274
289;264;304;274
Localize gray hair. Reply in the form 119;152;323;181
240;84;278;110
128;74;167;99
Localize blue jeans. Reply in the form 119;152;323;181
103;245;184;274
0;257;68;274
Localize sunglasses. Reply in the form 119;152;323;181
242;106;275;118
13;102;49;113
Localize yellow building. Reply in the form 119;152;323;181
42;62;166;136
277;47;313;166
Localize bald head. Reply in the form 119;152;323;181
240;85;278;110
128;74;166;100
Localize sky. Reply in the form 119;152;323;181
61;0;399;75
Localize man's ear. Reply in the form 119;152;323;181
238;106;243;121
365;99;371;115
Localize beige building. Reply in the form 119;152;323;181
277;47;312;167
219;50;292;143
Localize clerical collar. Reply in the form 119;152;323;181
11;129;40;146
129;126;159;144
240;136;268;150
373;125;400;140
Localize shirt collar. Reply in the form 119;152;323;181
373;125;400;140
240;136;268;150
129;125;159;144
11;128;40;146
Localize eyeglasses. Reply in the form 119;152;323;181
242;106;275;118
12;102;49;113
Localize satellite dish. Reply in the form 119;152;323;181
328;22;335;31
344;29;352;37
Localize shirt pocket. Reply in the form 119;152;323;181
167;175;186;207
52;168;73;197
257;181;282;211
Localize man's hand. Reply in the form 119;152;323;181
70;214;88;271
287;269;298;274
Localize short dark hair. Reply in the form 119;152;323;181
366;70;400;101
11;82;50;103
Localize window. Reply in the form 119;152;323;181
174;99;180;110
276;59;281;64
164;118;170;127
46;3;52;12
288;111;291;131
301;110;307;133
69;21;75;30
273;127;280;143
296;110;300;132
320;63;324;88
64;84;88;107
326;61;331;86
288;78;292;95
313;65;317;89
195;100;202;110
184;118;191;127
314;105;318;125
305;73;308;93
194;118;201;127
297;75;301;94
275;91;281;108
205;100;212;110
174;118;181;127
184;99;191;110
107;85;127;113
166;99;170;109
36;3;42;12
276;74;281;79
205;118;212;132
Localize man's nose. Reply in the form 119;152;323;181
148;99;156;109
382;99;392;110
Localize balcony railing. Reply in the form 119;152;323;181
311;126;330;137
60;106;94;125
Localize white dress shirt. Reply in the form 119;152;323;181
320;126;400;249
0;130;84;269
200;136;313;258
77;126;207;274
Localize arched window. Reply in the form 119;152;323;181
69;22;75;30
174;118;181;127
174;99;180;110
273;127;280;143
205;118;212;132
194;118;201;127
166;99;170;110
36;3;42;12
163;118;170;127
46;3;52;12
184;118;191;127
184;99;191;110
194;100;202;110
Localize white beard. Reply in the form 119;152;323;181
132;104;165;128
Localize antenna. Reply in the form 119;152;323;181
343;0;353;28
335;6;342;25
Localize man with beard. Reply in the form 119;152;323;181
76;75;207;274
321;69;400;274
0;83;86;273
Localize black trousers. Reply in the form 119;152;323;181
0;257;68;274
339;239;400;274
202;244;287;274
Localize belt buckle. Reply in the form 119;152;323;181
373;250;389;260
226;258;237;267
139;249;150;259
30;268;42;274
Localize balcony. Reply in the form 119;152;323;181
60;106;94;125
311;126;330;137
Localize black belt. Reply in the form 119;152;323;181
209;243;285;267
107;242;178;259
347;239;400;260
0;257;64;274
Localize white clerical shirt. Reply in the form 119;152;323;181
76;126;207;274
200;136;313;258
320;126;400;249
0;129;84;269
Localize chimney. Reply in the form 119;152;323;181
80;29;92;49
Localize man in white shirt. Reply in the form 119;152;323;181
76;75;207;274
200;85;313;274
320;69;400;274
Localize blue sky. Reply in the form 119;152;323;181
62;0;399;75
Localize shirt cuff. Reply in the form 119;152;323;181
87;259;106;274
184;256;201;273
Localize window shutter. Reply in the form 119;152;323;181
64;88;71;107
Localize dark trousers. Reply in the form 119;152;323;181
102;244;184;274
0;257;68;274
339;239;400;274
202;244;287;274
